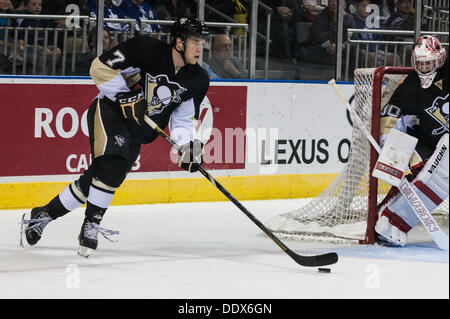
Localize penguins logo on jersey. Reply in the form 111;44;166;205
114;135;126;147
145;74;187;115
425;94;449;135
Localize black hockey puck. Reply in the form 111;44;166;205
318;267;331;273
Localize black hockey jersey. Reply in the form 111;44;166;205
380;59;449;160
90;34;210;145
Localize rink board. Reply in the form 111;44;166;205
0;77;353;209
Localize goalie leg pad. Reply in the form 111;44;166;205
413;133;449;209
376;192;418;247
375;134;449;247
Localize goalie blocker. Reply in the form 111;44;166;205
373;128;418;187
375;133;449;247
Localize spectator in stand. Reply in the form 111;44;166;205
0;0;21;73
154;0;194;20
11;0;23;9
346;0;357;14
299;0;354;65
153;0;195;33
263;0;306;66
348;0;395;26
352;0;381;53
14;0;62;74
41;0;90;29
72;27;111;76
3;0;14;9
206;0;249;36
88;0;130;34
0;0;11;40
0;0;13;71
346;0;397;23
231;0;250;36
351;0;399;67
302;0;327;22
370;0;394;26
40;1;90;53
204;33;246;79
119;0;161;34
385;0;417;61
386;0;415;36
15;0;44;44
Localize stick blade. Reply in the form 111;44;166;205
291;251;339;267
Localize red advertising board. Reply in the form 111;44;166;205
0;82;247;177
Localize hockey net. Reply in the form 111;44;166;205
266;67;449;244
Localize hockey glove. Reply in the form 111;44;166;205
116;88;147;125
177;139;204;173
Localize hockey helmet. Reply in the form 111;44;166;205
411;35;446;88
171;17;210;48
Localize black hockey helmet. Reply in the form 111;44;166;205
170;17;210;47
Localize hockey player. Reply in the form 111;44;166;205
375;35;449;247
21;17;210;257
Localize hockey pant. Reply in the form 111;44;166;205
54;98;141;217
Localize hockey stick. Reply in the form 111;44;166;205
144;115;338;267
329;79;449;251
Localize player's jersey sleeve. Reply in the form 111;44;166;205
90;35;161;101
169;67;210;146
380;74;419;138
169;98;197;147
182;66;210;120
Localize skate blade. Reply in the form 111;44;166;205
375;234;402;248
77;245;93;258
19;212;29;248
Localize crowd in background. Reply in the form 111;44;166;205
0;0;445;79
258;0;420;79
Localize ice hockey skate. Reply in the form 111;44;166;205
77;217;119;258
20;206;53;247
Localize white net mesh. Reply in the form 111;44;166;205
266;68;449;244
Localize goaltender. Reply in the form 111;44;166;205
375;35;448;247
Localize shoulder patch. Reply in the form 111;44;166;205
434;79;443;91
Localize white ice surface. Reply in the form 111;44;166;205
0;198;448;299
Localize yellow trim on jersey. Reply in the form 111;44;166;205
69;181;87;202
380;116;398;136
90;57;120;85
92;178;117;192
410;152;423;168
93;100;107;158
0;173;337;209
125;72;141;88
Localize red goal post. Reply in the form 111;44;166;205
366;66;414;244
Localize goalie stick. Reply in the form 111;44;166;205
144;114;338;267
329;79;449;251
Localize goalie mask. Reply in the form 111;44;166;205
411;35;446;89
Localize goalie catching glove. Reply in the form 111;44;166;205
116;88;147;125
177;139;204;173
